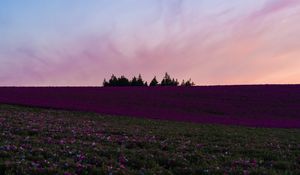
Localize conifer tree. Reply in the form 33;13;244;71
161;73;178;86
117;76;130;86
161;72;172;86
130;76;138;86
108;74;118;86
150;76;158;86
136;74;145;86
103;78;109;87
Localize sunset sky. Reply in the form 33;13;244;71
1;0;300;86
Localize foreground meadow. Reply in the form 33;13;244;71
0;104;300;175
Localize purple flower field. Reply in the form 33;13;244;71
1;104;300;174
0;85;300;128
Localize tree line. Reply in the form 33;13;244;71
103;73;195;87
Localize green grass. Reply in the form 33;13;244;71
0;104;300;175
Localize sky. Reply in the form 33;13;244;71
0;0;300;86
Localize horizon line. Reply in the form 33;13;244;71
1;83;300;88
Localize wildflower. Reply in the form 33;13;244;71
107;165;113;175
31;162;40;168
196;143;203;148
243;170;249;175
250;159;257;167
120;164;125;169
107;136;112;141
119;154;128;164
64;172;72;175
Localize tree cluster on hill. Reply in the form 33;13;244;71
103;74;147;87
103;73;195;87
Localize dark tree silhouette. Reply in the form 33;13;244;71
117;76;130;86
161;72;171;86
108;74;118;86
103;78;109;87
102;73;195;87
172;78;179;86
181;78;195;86
161;73;178;86
181;80;185;86
136;74;146;86
150;76;158;86
130;76;138;86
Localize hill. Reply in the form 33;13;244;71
0;85;300;128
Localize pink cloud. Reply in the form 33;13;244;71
249;0;300;21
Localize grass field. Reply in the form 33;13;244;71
0;104;300;174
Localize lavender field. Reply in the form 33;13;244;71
0;85;300;128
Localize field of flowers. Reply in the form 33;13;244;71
0;85;300;128
1;104;300;174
